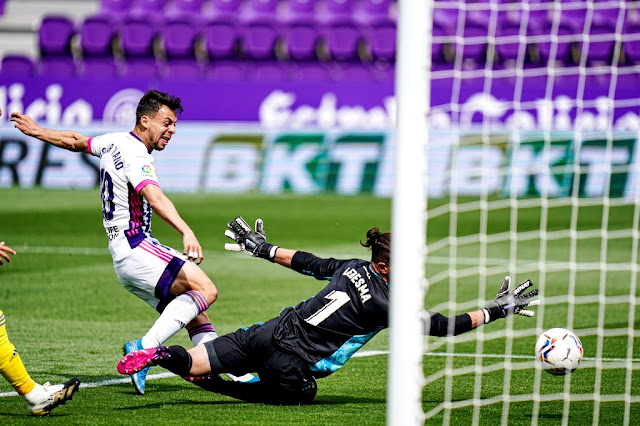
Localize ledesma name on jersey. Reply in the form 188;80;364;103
342;267;372;304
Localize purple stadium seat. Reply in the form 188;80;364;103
164;58;205;79
79;57;120;78
163;15;200;59
203;17;240;59
240;0;279;23
495;10;540;65
431;20;448;65
0;0;5;16
282;17;321;60
281;0;317;23
580;14;618;64
534;18;577;65
358;0;392;18
241;17;280;60
331;62;374;82
120;15;157;58
165;0;204;17
363;15;396;62
80;15;116;57
558;0;587;32
452;15;489;66
99;0;130;17
433;0;459;32
320;0;353;23
206;59;247;80
38;15;76;57
39;57;77;77
204;0;242;19
527;0;554;25
593;0;626;25
288;61;332;81
129;0;168;17
622;21;640;64
0;55;36;77
323;18;363;61
162;15;203;79
246;61;289;81
122;58;159;78
119;15;158;78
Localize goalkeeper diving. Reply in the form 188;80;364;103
118;217;540;405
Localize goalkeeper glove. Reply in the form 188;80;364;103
482;276;540;324
224;216;278;261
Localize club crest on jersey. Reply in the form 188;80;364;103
343;267;372;303
141;164;153;176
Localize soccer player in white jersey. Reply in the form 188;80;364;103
10;90;255;395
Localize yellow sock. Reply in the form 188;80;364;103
0;310;36;395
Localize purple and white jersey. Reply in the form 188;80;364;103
88;131;159;247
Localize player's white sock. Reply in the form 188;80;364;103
141;291;209;348
188;323;218;346
22;383;45;404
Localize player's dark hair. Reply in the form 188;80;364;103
361;227;391;265
136;90;183;124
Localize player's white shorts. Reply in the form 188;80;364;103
109;235;187;312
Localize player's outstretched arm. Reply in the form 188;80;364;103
481;276;540;324
141;184;203;264
10;112;89;153
425;277;539;337
0;241;16;265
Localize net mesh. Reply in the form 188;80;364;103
418;1;640;424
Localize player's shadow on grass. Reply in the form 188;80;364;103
115;386;384;408
116;383;384;405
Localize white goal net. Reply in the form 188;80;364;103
389;0;640;424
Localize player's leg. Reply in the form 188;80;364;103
184;374;317;405
186;347;318;405
140;260;216;348
115;239;213;394
186;313;259;383
186;312;218;346
0;310;80;416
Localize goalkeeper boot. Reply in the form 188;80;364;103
225;373;260;383
123;339;150;395
118;346;171;376
23;378;80;416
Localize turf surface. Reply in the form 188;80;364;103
0;188;637;424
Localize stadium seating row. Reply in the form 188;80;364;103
1;0;640;81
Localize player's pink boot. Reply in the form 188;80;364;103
118;346;170;375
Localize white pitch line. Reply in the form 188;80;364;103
2;350;639;398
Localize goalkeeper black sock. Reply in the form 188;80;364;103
156;345;192;377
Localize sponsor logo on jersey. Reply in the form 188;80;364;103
343;267;372;304
141;164;153;176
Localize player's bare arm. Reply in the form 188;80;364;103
10;113;89;153
140;184;203;264
0;241;16;265
272;247;296;268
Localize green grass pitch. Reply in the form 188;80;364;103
0;188;638;424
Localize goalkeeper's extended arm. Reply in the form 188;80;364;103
224;216;279;261
482;276;540;324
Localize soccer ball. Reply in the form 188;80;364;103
535;328;583;375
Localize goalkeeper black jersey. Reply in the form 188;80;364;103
272;251;389;376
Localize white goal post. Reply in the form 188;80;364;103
387;0;430;424
388;0;640;425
